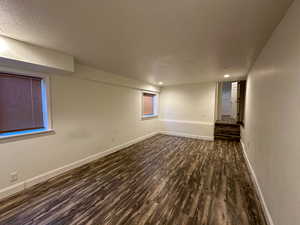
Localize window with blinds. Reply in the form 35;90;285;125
0;73;44;133
142;92;157;117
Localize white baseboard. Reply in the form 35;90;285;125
0;183;25;200
0;132;159;200
160;119;214;126
240;140;274;225
160;131;214;141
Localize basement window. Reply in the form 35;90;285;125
142;92;158;118
0;72;52;139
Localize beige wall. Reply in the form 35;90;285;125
160;83;216;139
242;1;300;224
0;35;74;73
0;64;160;193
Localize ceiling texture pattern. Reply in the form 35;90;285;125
0;0;293;85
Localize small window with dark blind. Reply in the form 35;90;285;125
142;92;158;118
0;73;50;137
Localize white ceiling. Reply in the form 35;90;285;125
0;0;293;85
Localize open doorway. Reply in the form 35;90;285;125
217;80;246;124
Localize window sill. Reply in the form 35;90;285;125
142;114;158;120
0;128;55;140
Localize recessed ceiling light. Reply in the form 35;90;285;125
0;38;8;52
224;74;230;78
158;81;163;85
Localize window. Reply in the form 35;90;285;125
142;92;158;118
0;72;51;138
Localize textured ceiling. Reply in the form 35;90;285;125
0;0;293;85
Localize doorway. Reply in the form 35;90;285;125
217;80;246;124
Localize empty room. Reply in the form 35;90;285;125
0;0;299;224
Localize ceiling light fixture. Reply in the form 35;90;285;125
224;74;230;78
158;81;163;85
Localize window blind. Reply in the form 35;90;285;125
0;73;44;133
143;93;154;115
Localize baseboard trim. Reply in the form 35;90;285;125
160;131;214;141
0;132;159;200
240;140;274;225
160;119;214;126
0;182;25;200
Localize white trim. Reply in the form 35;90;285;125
160;119;214;126
240;140;274;225
0;129;54;140
142;114;158;119
0;132;159;200
0;183;25;200
160;131;214;141
41;75;53;131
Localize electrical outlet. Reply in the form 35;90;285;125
10;172;18;182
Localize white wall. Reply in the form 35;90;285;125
160;82;216;139
0;64;160;194
242;1;300;225
0;35;74;73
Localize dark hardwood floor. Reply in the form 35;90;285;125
0;134;267;225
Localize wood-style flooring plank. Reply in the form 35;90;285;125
0;134;267;225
